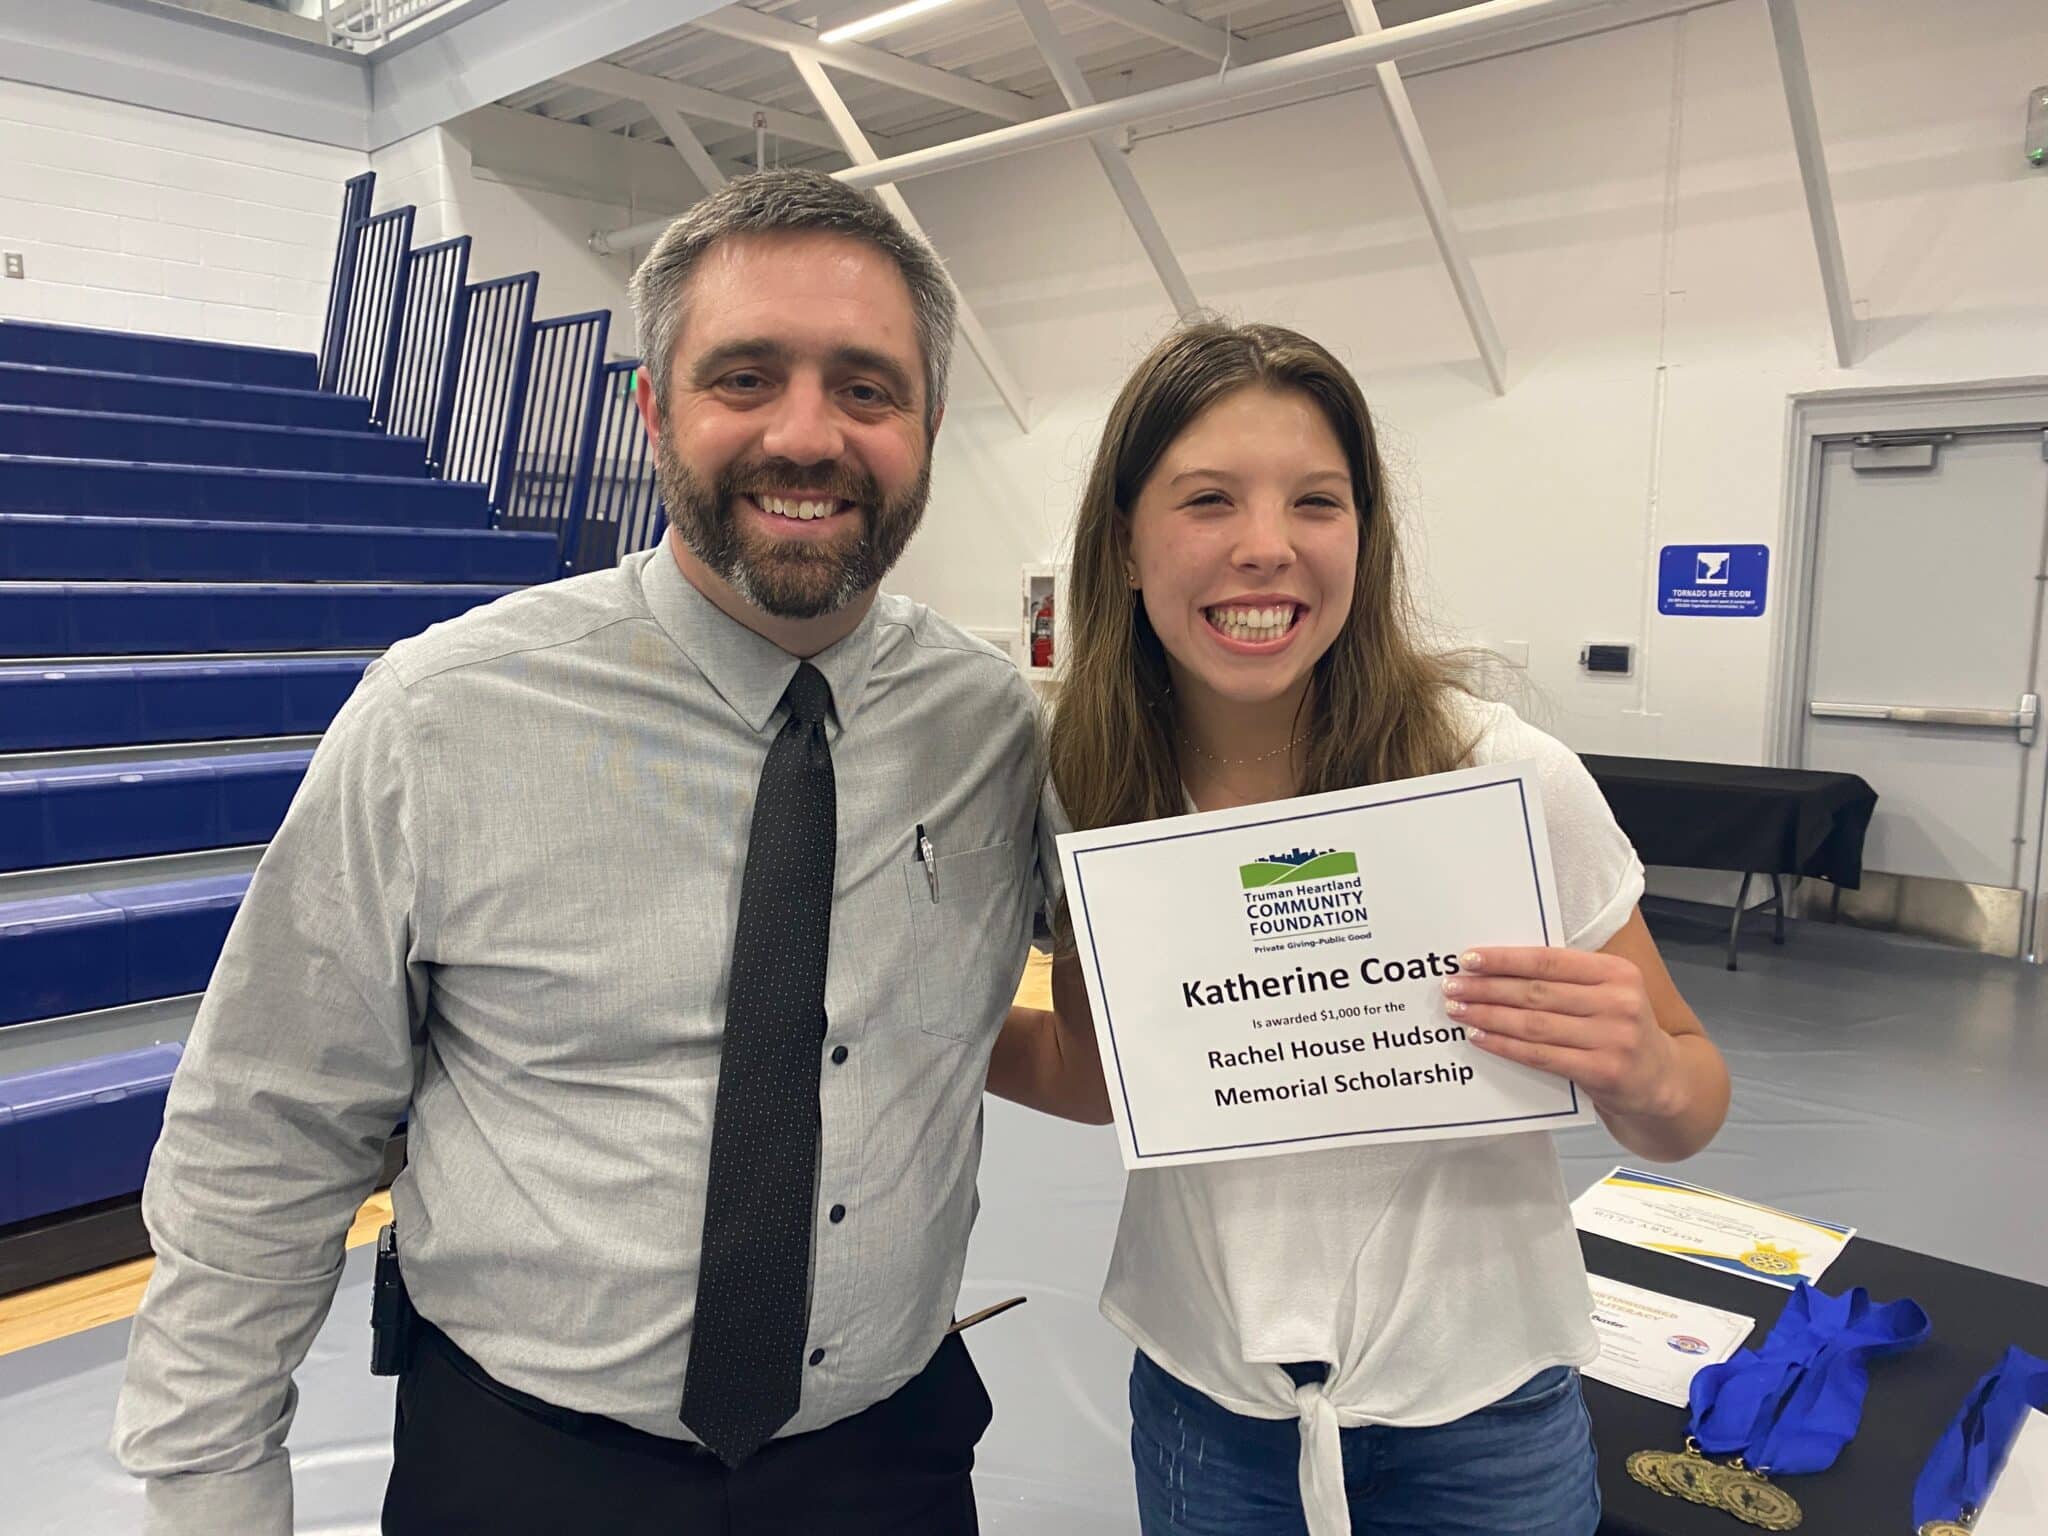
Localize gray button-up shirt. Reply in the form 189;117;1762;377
114;545;1050;1534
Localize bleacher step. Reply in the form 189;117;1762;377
0;404;429;478
0;873;249;1027
0;513;556;584
0;1044;185;1227
0;580;518;658
0;655;371;751
0;750;311;873
0;319;316;391
0;362;371;431
0;456;492;529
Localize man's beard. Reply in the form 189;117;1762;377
654;437;931;621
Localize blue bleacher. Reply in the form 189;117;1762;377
0;873;247;1026
0;750;311;872
0;514;558;584
0;320;316;390
0;174;659;1274
0;580;518;656
0;656;370;750
0;1044;184;1226
0;405;429;478
0;456;491;528
0;363;371;431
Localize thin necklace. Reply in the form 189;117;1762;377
1176;724;1312;767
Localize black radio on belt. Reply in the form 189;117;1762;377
370;1222;418;1377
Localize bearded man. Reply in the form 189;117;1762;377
115;170;1088;1536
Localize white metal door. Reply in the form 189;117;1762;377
1799;429;2048;955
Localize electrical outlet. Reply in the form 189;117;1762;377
2;253;23;280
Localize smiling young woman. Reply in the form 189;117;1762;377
1027;320;1729;1536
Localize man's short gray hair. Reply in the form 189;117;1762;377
627;169;957;433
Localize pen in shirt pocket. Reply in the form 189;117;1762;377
915;823;938;902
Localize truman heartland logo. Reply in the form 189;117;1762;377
1239;845;1371;939
1239;846;1358;888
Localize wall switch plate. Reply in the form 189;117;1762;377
1497;640;1530;668
2;253;23;280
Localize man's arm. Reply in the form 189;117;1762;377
987;950;1112;1124
112;662;427;1535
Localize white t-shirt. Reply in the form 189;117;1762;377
1093;696;1645;1536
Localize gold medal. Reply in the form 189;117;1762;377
1660;1450;1725;1506
1702;1462;1803;1530
1629;1442;1804;1527
1626;1444;1724;1507
1625;1448;1687;1497
1917;1519;1976;1535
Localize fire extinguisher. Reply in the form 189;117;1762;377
1030;592;1054;669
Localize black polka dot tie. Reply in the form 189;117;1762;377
679;662;836;1466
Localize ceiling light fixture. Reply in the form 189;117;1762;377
818;0;961;46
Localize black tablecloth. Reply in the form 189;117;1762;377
1583;1230;2048;1536
1580;757;1878;888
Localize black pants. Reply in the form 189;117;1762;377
383;1319;991;1535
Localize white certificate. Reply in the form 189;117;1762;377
1056;761;1594;1170
1977;1409;2048;1536
1582;1276;1755;1407
1571;1167;1855;1289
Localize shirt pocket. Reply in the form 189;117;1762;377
902;841;1021;1043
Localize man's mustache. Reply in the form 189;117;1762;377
720;459;878;508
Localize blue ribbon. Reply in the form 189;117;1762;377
1686;1283;1930;1476
1912;1345;2048;1529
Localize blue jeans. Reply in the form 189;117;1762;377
1129;1351;1600;1536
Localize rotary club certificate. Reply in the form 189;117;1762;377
1056;762;1595;1170
1582;1276;1756;1406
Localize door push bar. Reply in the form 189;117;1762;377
1809;693;2039;747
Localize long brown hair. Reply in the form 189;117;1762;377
1048;320;1477;839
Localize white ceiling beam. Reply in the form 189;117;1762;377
697;131;817;168
526;84;616;121
593;0;1725;264
621;0;882;82
646;103;731;196
582;98;654;132
1062;0;1232;65
559;59;845;152
369;0;732;149
831;0;1632;189
502;80;566;111
1763;0;1855;367
697;7;1045;125
790;51;1032;432
1013;0;1199;318
1344;0;1505;393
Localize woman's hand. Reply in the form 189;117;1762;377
1440;912;1729;1162
1442;946;1681;1121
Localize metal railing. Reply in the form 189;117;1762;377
500;312;609;573
314;174;662;574
323;0;466;49
573;361;667;573
383;235;470;468
441;271;538;507
318;173;375;393
333;206;414;426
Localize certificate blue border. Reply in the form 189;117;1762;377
1071;776;1581;1162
